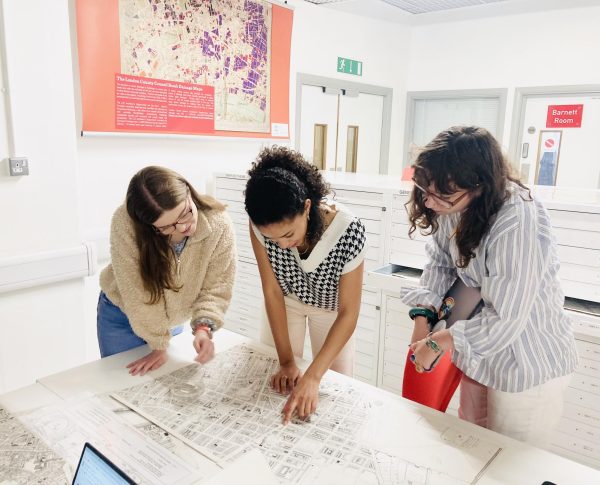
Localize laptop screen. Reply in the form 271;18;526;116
72;442;136;485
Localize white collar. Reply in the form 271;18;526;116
292;202;355;272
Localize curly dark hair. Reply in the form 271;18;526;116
407;126;530;268
244;146;331;245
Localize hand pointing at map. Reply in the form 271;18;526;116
282;373;320;425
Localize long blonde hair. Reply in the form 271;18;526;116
126;166;224;304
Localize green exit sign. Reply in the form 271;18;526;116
337;57;362;76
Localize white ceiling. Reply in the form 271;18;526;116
304;0;508;14
379;0;507;15
302;0;600;25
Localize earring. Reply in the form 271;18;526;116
307;213;310;221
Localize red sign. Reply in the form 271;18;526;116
546;104;583;128
115;74;214;133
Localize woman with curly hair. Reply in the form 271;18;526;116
403;126;577;445
98;166;236;375
245;146;367;424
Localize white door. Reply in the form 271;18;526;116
518;95;600;188
299;85;338;171
299;85;385;174
338;92;383;175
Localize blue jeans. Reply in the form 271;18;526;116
96;291;183;358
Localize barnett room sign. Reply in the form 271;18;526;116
546;104;584;128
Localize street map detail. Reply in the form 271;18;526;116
119;0;271;132
112;344;498;484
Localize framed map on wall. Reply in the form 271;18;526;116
75;0;292;138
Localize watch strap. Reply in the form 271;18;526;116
191;317;217;338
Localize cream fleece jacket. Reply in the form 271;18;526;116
100;204;236;350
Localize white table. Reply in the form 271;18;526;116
0;382;60;413
2;329;599;485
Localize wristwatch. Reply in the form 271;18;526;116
191;317;217;339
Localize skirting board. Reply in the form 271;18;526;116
0;243;97;294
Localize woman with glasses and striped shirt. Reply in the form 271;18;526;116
403;126;577;446
97;166;236;375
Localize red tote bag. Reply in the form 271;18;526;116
402;279;483;412
402;351;463;412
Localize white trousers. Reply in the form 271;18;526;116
260;295;355;376
458;373;572;446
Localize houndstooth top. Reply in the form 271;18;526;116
252;203;367;311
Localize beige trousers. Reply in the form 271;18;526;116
260;295;355;376
458;373;572;446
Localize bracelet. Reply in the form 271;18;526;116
408;307;438;324
425;332;443;353
191;317;217;339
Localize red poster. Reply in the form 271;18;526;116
116;74;214;133
76;0;293;138
546;104;583;128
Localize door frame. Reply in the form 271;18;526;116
295;73;393;174
508;84;600;187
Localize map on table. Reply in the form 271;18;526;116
112;344;500;484
0;406;69;485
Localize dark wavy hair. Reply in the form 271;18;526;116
408;126;530;268
126;166;224;304
244;146;330;246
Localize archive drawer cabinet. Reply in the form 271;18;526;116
215;174;262;341
215;172;600;470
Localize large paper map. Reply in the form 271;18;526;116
119;0;271;132
0;406;69;485
112;344;501;484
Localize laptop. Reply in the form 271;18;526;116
72;442;136;485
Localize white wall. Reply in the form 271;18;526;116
0;1;79;255
0;1;88;393
406;5;600;152
290;1;410;173
0;1;10;165
0;0;410;393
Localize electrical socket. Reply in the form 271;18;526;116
9;157;29;176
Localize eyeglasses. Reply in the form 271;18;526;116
153;198;194;235
412;179;471;209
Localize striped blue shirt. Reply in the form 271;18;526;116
402;183;578;392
